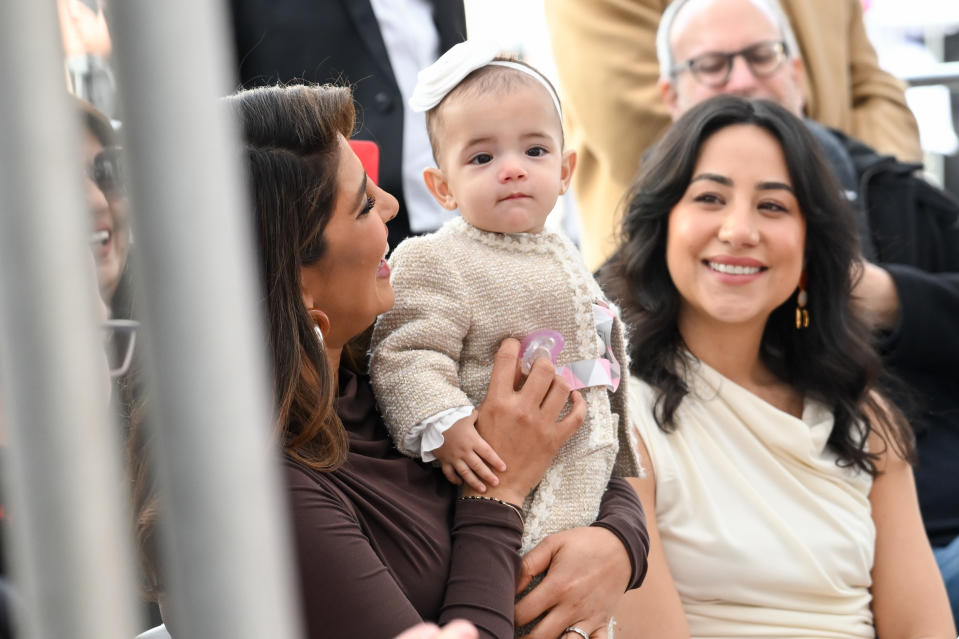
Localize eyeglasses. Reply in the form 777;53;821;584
102;319;139;378
671;41;788;88
88;146;126;201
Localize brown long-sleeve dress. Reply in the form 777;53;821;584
285;368;648;639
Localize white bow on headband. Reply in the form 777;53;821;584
408;39;563;118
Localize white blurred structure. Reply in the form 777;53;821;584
863;0;959;157
464;0;582;245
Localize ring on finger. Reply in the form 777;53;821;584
563;627;589;639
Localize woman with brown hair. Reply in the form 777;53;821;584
600;95;952;638
136;83;649;639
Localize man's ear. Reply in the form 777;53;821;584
789;56;807;115
659;78;682;121
423;167;457;210
559;149;577;195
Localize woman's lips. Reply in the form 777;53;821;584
90;229;111;245
377;259;390;278
706;260;763;275
704;258;766;283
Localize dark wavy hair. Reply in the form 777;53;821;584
223;84;356;472
600;95;914;476
131;85;358;598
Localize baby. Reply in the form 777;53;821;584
370;41;640;556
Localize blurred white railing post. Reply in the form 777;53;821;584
0;3;140;639
903;60;959;89
107;1;304;638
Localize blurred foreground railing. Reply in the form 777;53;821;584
0;3;140;639
107;0;304;636
903;60;959;90
0;1;303;638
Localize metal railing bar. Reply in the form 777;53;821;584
0;3;141;638
107;1;303;637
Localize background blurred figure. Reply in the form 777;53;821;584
229;0;467;249
544;0;921;270
862;0;959;158
77;98;155;634
76;97;131;316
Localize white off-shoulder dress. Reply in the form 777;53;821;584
629;358;876;638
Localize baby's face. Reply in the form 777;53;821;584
432;83;572;235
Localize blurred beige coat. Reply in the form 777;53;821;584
544;0;922;270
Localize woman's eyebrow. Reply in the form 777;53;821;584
691;172;732;186
520;130;553;140
756;180;794;194
463;135;494;148
690;173;795;195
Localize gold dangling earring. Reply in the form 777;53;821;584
795;271;810;329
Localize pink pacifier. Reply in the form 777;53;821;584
519;329;565;375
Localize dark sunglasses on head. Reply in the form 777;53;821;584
88;146;126;200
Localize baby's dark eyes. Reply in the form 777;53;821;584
469;153;493;165
526;146;548;157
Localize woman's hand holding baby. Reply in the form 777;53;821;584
462;339;585;506
516;527;632;638
435;412;507;493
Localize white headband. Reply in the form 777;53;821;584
408;39;563;119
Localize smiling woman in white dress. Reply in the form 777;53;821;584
600;94;955;638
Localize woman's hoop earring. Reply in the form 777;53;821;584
308;308;330;344
795;272;810;330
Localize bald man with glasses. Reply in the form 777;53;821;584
544;0;920;271
667;40;788;87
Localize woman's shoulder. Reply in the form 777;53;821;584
625;376;675;478
283;456;343;495
862;391;914;473
626;375;659;420
281;455;363;527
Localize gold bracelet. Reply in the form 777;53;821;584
457;495;525;527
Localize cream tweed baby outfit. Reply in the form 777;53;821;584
370;216;640;553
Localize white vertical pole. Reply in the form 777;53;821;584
0;2;140;638
107;1;303;637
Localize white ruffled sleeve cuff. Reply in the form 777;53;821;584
404;405;475;462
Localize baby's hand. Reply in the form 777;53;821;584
435;412;507;493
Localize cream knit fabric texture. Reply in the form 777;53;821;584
370;217;640;552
